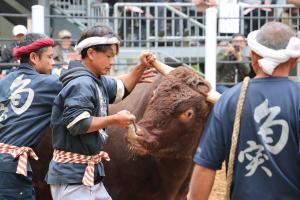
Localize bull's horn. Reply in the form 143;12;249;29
206;89;221;104
151;60;174;76
152;59;221;104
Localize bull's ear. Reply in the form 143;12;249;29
206;90;221;104
178;108;194;123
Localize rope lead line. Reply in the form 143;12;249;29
225;76;250;200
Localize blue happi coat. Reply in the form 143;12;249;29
0;63;62;173
194;77;300;199
46;61;126;185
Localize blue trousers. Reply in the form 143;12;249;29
0;171;35;200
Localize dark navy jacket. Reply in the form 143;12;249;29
0;64;62;173
46;61;125;184
194;77;300;200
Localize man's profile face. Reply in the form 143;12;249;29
34;47;54;74
93;44;117;76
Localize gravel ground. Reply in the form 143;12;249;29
209;164;226;200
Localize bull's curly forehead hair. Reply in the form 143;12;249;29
140;67;212;129
169;67;211;94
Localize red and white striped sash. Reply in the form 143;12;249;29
52;149;110;186
0;142;38;176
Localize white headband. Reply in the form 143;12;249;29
247;30;300;75
75;36;120;53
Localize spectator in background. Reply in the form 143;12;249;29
286;0;300;30
240;0;272;36
155;0;184;37
216;33;250;93
288;0;300;7
193;0;216;11
53;29;77;65
1;25;27;63
191;0;216;41
52;29;78;76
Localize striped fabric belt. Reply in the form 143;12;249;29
52;149;110;186
0;142;38;176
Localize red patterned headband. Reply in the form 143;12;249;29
13;38;54;59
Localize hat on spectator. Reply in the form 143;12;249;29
12;25;27;36
58;30;72;39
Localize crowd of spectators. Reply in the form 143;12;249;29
0;0;300;85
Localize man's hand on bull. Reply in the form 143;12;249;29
113;110;136;129
139;50;156;68
138;68;157;83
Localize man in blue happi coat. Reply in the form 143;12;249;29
46;25;156;200
0;33;62;199
188;22;300;200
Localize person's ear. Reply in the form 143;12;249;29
87;48;95;60
250;51;259;64
250;51;260;73
29;52;38;66
289;58;298;69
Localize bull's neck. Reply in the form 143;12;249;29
154;156;194;200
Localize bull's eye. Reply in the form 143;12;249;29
178;108;194;123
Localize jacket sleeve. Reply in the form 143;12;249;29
102;76;126;104
62;79;95;135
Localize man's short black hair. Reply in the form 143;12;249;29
77;25;120;59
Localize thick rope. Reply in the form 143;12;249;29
225;76;250;200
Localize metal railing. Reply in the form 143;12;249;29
239;4;299;35
1;3;300;82
90;3;110;27
113;2;206;48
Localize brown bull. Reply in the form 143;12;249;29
31;66;213;200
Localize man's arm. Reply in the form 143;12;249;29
187;164;216;200
86;110;135;133
63;80;136;135
117;51;156;92
117;63;146;92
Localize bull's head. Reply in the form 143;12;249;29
127;66;215;158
